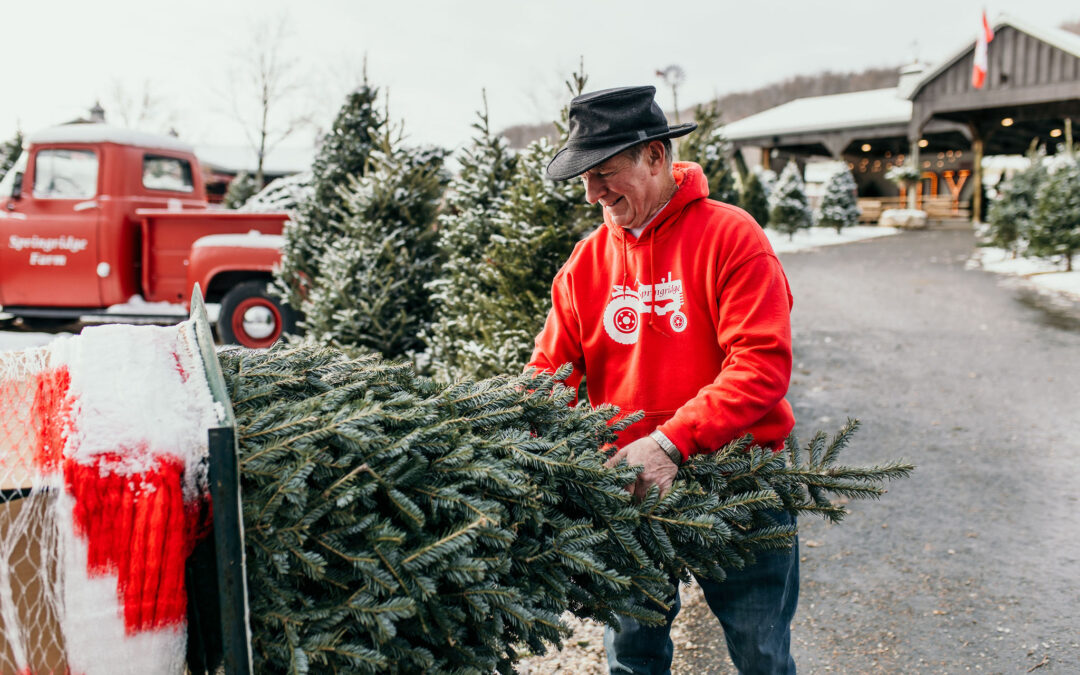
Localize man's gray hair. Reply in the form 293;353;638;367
621;138;673;167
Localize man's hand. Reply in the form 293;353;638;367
604;436;679;501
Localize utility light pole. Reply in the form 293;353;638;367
655;65;686;124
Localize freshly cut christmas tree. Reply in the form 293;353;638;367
679;101;739;204
240;171;314;215
816;167;860;234
425;93;519;382
769;161;812;240
221;342;912;675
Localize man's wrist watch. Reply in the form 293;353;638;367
649;430;682;466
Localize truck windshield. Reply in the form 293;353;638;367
0;150;28;197
33;148;98;199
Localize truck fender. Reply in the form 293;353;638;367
185;232;284;303
186;233;296;348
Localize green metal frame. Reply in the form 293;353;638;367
190;284;252;675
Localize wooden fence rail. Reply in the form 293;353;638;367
857;196;971;223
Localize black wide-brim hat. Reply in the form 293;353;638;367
546;85;696;181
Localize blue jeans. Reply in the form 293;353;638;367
604;513;799;675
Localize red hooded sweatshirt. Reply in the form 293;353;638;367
526;162;795;461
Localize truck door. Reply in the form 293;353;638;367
0;146;102;307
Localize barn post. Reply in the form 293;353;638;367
969;122;985;224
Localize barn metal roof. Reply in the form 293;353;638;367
723;88;911;143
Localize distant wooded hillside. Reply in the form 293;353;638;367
498;65;901;149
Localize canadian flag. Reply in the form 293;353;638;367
972;11;995;89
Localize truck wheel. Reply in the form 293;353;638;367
217;281;297;349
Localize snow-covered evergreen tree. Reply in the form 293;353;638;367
769;161;812;240
309;84;385;216
239;171;313;214
0;130;23;182
438;65;594;380
1030;158;1080;271
759;167;778;196
679;102;738;204
739;168;770;227
816;167;860;234
276;84;385;310
984;159;1043;256
222;171;259;209
425;93;518;382
464;137;594;378
301;133;448;360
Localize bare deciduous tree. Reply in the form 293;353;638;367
105;79;177;134
225;13;310;186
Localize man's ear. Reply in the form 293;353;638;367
648;141;667;173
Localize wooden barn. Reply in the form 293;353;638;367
724;14;1080;224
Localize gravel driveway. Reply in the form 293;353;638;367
672;227;1080;674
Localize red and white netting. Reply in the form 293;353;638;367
0;321;217;675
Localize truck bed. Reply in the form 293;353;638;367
137;210;288;304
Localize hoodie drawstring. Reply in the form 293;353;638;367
621;235;629;292
647;230;673;338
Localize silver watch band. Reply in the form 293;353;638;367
649;430;682;466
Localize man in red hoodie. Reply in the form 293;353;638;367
528;86;798;674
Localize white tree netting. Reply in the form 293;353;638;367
0;321;218;675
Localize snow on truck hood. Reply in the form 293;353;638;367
191;231;284;249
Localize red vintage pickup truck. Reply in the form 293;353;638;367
0;124;294;348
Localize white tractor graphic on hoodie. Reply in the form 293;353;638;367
602;272;688;344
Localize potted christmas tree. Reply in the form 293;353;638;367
883;161;928;228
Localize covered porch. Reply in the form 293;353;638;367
723;14;1080;224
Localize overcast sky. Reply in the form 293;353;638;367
4;0;1078;156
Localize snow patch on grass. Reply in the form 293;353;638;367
968;247;1080;301
765;225;902;254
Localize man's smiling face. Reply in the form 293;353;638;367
580;142;670;232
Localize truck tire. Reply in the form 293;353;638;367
217;281;297;349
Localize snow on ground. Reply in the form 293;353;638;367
967;246;1080;301
102;296;188;316
765;225;902;254
2;304;221;354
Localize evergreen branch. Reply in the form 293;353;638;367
402;518;489;566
